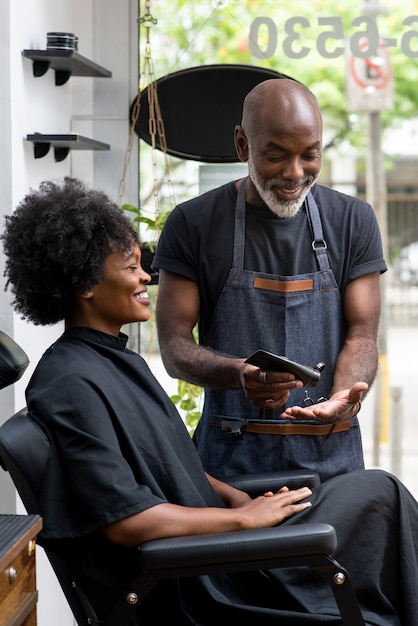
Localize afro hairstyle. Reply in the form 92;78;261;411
2;177;140;325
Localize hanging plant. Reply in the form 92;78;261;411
122;203;171;246
122;203;171;284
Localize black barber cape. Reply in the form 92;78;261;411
25;328;418;625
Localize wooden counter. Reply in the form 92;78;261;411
0;515;42;626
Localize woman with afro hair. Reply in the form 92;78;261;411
2;176;418;625
3;176;140;325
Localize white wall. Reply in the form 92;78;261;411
0;1;139;623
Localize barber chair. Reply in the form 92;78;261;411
0;331;365;625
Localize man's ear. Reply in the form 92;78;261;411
234;125;249;163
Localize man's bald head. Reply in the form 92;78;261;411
234;78;323;218
241;79;322;138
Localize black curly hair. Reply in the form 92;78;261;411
2;177;139;325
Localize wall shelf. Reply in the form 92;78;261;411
26;133;110;162
23;49;112;86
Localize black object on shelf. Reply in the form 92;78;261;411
22;49;112;86
46;32;78;52
26;133;110;162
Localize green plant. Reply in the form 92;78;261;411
122;203;171;246
170;379;204;436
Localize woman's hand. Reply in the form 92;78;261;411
208;474;312;527
102;484;313;546
235;486;312;528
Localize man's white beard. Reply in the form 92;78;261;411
248;157;319;219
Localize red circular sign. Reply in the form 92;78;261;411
349;42;391;91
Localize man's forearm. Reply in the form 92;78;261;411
160;335;244;389
330;336;378;397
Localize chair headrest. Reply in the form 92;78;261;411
0;331;29;390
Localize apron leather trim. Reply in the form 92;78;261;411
222;420;352;436
253;277;314;292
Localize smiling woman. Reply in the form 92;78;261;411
76;248;151;335
1;177;151;330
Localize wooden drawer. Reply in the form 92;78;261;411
0;515;42;626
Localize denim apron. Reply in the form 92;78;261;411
193;179;364;481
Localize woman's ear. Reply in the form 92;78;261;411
80;290;93;299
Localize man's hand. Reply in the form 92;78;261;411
239;363;304;410
281;381;368;423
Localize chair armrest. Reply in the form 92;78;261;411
136;523;336;580
224;469;321;497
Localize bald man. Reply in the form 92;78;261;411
153;78;387;482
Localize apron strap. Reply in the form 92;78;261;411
305;191;330;272
232;177;247;269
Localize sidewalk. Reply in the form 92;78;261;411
361;324;418;498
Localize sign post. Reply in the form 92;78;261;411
346;34;392;464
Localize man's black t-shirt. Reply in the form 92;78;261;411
153;181;387;338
